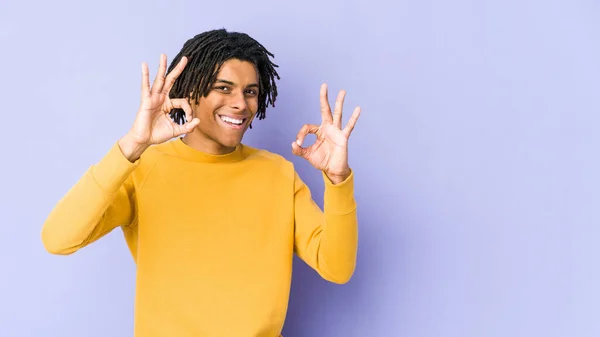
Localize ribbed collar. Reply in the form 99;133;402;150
170;137;245;163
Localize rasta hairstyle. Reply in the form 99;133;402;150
166;28;280;126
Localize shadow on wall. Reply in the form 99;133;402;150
281;209;403;337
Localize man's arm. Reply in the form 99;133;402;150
289;83;362;283
292;170;358;284
41;141;140;255
42;54;201;255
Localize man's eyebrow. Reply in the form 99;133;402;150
214;79;235;85
214;79;259;88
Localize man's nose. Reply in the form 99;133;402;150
228;91;247;111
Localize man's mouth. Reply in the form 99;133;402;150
218;114;247;130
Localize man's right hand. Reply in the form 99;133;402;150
118;54;201;162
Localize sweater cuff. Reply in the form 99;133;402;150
91;142;140;194
323;170;357;214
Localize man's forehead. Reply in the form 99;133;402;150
215;59;259;83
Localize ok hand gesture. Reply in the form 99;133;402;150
292;83;361;184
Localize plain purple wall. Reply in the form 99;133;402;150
1;0;600;336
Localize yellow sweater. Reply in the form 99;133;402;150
41;138;358;337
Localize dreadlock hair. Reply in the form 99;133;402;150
166;29;280;127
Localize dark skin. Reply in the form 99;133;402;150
182;58;260;154
118;54;361;184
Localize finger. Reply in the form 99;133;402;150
171;98;193;122
295;123;320;147
173;118;200;137
162;56;188;96
332;90;346;129
343;106;362;137
291;141;308;157
320;83;333;123
151;54;167;95
141;62;150;98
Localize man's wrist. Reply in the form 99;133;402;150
325;169;351;185
117;134;149;162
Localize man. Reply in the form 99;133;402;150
41;28;361;337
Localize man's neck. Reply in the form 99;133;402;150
181;131;236;155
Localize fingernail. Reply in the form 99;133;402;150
296;139;301;146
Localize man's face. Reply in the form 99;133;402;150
190;58;259;153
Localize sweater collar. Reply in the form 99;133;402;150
170;137;245;163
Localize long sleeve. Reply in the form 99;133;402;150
41;142;140;255
292;169;358;284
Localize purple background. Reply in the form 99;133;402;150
1;0;600;336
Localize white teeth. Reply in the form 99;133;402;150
220;115;243;125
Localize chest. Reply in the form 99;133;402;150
134;162;294;258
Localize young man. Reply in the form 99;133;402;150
41;29;361;336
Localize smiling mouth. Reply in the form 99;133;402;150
218;114;248;129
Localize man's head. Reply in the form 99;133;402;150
166;29;280;153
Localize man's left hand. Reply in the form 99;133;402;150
292;83;361;184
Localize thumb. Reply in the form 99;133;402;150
291;141;307;157
174;118;200;137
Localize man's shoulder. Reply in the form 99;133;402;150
241;144;298;180
242;144;292;165
139;142;172;161
131;141;175;175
